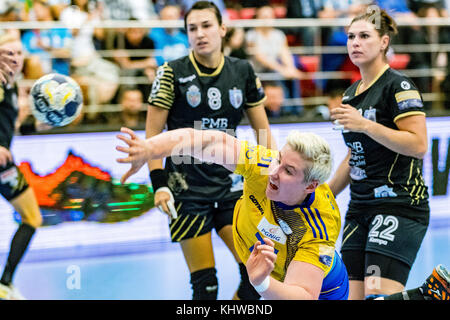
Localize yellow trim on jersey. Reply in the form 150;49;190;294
246;96;267;107
395;90;421;103
393;111;426;123
189;51;225;77
355;64;390;96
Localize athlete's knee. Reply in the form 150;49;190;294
21;212;42;228
190;267;218;300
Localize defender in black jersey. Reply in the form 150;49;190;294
146;2;275;300
0;36;42;300
329;9;430;299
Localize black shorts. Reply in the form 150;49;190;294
169;199;237;242
340;210;429;283
0;161;29;201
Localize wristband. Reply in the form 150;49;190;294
251;276;270;293
149;169;168;192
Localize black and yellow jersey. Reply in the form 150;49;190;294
148;51;266;202
233;141;343;284
341;65;429;217
0;83;19;148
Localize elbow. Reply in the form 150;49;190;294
414;141;428;159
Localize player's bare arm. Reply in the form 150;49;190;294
117;127;241;183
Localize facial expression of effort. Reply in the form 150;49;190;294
186;9;226;57
347;20;389;67
266;144;316;206
0;40;24;76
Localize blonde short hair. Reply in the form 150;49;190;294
286;131;333;184
0;32;19;46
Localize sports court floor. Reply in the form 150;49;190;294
4;221;449;300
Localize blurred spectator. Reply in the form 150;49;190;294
403;4;449;109
317;1;368;92
246;5;303;116
228;0;269;8
113;19;157;99
106;87;146;128
21;0;72;76
0;1;22;43
153;0;227;15
148;5;189;66
408;0;447;15
262;81;285;118
286;0;322;47
101;0;157;20
224;27;247;59
60;0;120;106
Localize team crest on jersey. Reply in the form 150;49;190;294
400;81;411;90
186;85;201;108
363;107;376;122
229;88;243;109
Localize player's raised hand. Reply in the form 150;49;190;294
116;127;152;184
0;48;16;85
246;237;277;287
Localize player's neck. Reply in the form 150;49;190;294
359;58;389;93
193;50;223;69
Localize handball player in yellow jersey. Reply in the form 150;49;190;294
116;126;349;300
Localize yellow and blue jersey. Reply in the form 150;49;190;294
232;141;349;300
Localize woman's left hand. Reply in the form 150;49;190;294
330;103;370;133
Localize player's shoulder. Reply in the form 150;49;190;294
224;55;252;71
166;55;190;71
384;68;418;92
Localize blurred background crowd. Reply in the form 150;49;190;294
1;0;449;132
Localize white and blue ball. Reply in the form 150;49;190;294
30;73;83;127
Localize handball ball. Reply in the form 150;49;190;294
30;73;83;127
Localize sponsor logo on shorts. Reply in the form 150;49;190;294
374;185;398;198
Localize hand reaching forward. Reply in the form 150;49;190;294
246;237;277;287
116;127;151;184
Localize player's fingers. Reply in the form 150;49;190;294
250;241;262;256
167;200;178;219
261;237;275;248
116;145;131;154
120;170;132;184
120;127;138;140
116;134;135;147
116;156;132;163
158;201;170;215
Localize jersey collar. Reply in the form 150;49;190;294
189;51;225;77
274;192;316;210
355;63;390;95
